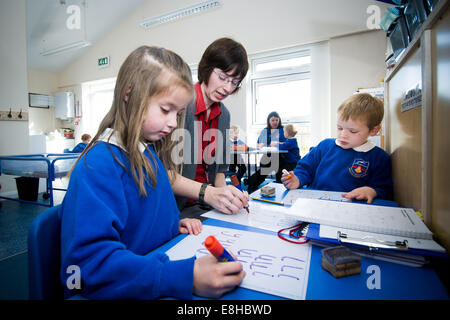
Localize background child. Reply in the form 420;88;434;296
229;125;248;185
71;133;91;153
277;124;300;182
282;93;393;203
60;46;244;300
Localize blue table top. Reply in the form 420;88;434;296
157;218;448;300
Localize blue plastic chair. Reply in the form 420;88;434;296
28;205;63;299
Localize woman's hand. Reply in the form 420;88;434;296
342;186;377;203
204;185;249;215
193;255;245;298
179;218;202;235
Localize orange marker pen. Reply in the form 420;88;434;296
204;235;235;262
282;169;292;179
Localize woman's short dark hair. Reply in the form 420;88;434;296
197;37;248;94
266;111;283;129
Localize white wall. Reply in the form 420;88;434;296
0;0;29;192
27;68;59;135
329;30;387;137
58;0;389;86
57;0;388;144
0;0;28;155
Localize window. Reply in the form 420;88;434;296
249;47;312;156
251;49;311;126
190;65;198;84
81;78;116;137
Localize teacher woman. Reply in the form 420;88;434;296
173;37;250;218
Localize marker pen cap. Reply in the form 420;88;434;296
204;235;235;262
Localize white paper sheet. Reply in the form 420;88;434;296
165;225;312;300
282;188;351;205
286;198;433;239
201;201;299;232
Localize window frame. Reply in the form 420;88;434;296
250;47;312;127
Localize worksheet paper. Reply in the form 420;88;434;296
165;225;312;300
282;189;351;205
201;201;298;232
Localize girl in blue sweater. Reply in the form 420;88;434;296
282;93;393;203
60;46;245;300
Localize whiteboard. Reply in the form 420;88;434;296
166;225;312;300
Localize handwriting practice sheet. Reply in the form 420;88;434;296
165;225;312;300
282;189;351;205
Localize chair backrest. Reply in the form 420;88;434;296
28;205;64;299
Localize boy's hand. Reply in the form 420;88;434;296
281;171;300;190
179;218;202;235
342;187;377;203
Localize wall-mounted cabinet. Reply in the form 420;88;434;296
54;92;74;120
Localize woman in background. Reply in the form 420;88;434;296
247;111;286;194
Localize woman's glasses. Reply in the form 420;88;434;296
213;69;242;88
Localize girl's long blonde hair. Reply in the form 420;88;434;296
74;46;193;196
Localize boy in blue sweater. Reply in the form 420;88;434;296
281;93;393;203
71;133;91;153
60;46;245;300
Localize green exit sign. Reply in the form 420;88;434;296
98;56;110;68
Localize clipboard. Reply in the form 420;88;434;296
306;223;447;259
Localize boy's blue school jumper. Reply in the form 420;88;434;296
293;138;393;199
59;135;195;299
71;142;87;153
278;138;301;163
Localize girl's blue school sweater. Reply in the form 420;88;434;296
293;138;393;199
59;141;195;299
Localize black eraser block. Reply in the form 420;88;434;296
321;246;362;266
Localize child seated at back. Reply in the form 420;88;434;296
276;124;300;182
281;93;393;203
229;125;248;184
71;133;91;153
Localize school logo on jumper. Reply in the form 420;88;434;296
349;159;369;178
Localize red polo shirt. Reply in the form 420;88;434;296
193;82;221;184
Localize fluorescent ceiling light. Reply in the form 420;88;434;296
40;40;91;56
139;0;222;29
